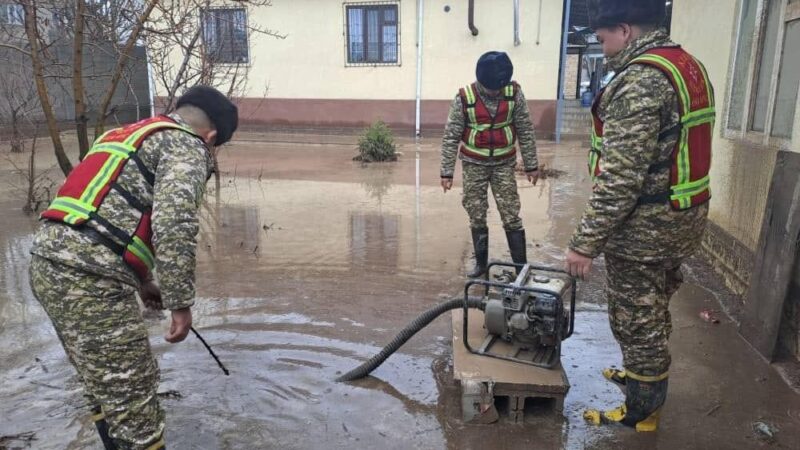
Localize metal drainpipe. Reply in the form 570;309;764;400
468;0;479;36
513;0;521;46
415;0;424;138
555;0;572;143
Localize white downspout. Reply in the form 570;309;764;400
513;0;521;46
415;0;424;138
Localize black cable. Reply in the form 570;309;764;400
190;326;230;376
336;297;485;382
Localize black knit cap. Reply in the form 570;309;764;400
176;85;239;146
476;51;514;90
588;0;666;30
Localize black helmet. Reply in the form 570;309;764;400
588;0;666;29
476;51;514;90
176;85;239;146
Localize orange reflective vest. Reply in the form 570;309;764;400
459;82;518;160
40;116;201;280
589;47;715;210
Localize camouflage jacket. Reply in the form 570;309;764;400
31;113;213;310
569;30;709;262
440;82;538;178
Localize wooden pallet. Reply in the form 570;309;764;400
452;309;570;424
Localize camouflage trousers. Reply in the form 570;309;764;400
461;161;523;231
605;254;684;377
29;255;165;449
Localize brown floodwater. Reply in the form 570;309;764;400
1;138;799;449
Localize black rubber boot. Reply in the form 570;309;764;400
467;228;489;278
584;373;668;432
91;406;118;450
505;228;527;273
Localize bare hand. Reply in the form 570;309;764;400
441;178;453;193
565;249;594;280
165;308;192;343
139;281;163;310
526;170;540;186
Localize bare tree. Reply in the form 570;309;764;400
0;52;41;153
2;0;283;177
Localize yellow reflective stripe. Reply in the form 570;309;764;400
462;143;515;156
682;107;716;128
91;412;105;422
505;100;516;122
49;197;96;223
124;122;193;146
92;129;115;146
80;155;123;206
86;142;135;159
625;370;669;382
632;54;691;114
503;125;513;144
127;236;155;270
671;175;710;197
468;128;478;147
466;107;479;128
504;84;513;97
464;84;476;105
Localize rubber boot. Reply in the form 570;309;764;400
603;367;628;393
584;372;668;432
505;229;527;273
467;228;489;278
91;406;118;450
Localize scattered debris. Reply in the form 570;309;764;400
699;309;720;324
0;431;37;448
705;403;722;416
752;421;778;441
157;390;183;400
755;376;767;383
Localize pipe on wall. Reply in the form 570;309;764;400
513;0;521;46
415;0;424;137
468;0;479;36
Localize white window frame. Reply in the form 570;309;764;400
724;0;800;149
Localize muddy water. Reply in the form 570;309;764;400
1;140;800;449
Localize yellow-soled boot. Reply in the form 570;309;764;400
602;367;627;393
584;371;668;432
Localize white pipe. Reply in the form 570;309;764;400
146;47;156;117
513;0;521;46
415;0;424;138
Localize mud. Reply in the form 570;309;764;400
1;136;799;449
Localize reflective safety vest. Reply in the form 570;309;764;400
40;116;202;280
459;82;518;160
589;47;715;210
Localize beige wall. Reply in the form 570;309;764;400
672;0;773;251
234;0;563;101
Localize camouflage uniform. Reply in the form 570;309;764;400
569;30;710;377
440;83;539;231
29;113;213;449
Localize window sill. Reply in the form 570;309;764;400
345;62;402;68
721;128;794;150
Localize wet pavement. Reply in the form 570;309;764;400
1;136;800;449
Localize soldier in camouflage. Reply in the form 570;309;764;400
566;0;712;432
441;52;540;277
29;86;238;449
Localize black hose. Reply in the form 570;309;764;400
336;297;485;382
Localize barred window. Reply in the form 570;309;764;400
0;3;24;25
202;8;249;64
346;3;399;65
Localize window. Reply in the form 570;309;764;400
201;8;249;64
0;4;24;25
345;3;399;65
727;0;800;140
